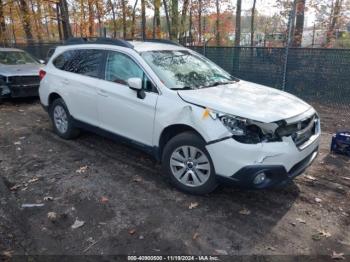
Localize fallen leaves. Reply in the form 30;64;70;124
128;229;136;235
188;202;199;210
214;249;228;255
296;218;306;224
239;208;251;215
10;176;40;191
47;212;58;223
10;184;21;191
28;177;39;184
331;251;345;260
100;196;109;204
76;166;88;174
315;197;323;203
44;196;54;201
305;175;317;181
312;230;331;241
71;219;85;229
132;176;143;182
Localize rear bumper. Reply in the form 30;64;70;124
216;148;318;189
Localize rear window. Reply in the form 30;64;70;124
53;49;104;78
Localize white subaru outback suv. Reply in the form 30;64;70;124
39;38;321;195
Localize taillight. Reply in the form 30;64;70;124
39;69;46;80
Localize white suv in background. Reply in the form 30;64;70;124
39;38;321;195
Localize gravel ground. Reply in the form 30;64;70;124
0;99;349;259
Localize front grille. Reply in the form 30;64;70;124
276;114;318;148
8;76;40;86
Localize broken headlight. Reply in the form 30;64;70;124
219;115;247;136
217;114;263;144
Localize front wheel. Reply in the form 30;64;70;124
162;132;218;195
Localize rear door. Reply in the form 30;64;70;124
52;49;105;126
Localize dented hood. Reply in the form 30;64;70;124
178;80;312;123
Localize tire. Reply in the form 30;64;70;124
162;132;218;195
49;98;80;139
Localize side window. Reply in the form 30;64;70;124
53;49;104;78
75;50;104;78
105;51;154;92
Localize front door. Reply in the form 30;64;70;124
97;51;158;146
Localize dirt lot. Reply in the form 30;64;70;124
0;99;349;259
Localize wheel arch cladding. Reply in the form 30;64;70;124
48;92;62;106
158;124;205;159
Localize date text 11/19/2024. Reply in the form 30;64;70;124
127;255;220;261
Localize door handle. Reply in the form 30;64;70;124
98;89;108;97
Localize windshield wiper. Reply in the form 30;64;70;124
205;80;238;88
171;86;194;91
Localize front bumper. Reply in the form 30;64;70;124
10;84;40;98
216;148;318;189
206;133;321;189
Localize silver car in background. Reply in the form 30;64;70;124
0;48;43;98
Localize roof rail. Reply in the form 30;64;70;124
64;37;134;49
129;38;182;47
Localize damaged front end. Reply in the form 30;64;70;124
207;109;320;148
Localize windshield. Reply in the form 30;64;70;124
0;51;38;65
141;50;238;90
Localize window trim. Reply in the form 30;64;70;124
104;50;159;94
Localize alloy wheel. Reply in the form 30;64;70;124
170;146;211;187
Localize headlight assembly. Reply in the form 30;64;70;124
209;111;263;144
206;109;281;144
219;115;247;136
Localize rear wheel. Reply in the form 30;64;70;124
162;132;218;195
49;98;79;139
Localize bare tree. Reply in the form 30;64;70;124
108;0;117;38
0;0;8;45
163;0;172;39
215;0;220;46
198;0;202;44
180;0;189;41
131;0;138;38
58;0;72;40
29;0;43;43
56;3;63;40
17;0;34;44
141;0;146;39
234;0;241;46
327;0;343;45
88;0;94;36
250;0;256;46
153;0;161;38
121;0;127;39
171;0;178;39
293;0;306;47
